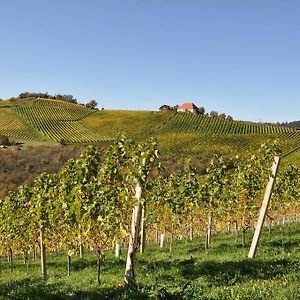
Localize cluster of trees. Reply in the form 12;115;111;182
85;99;98;109
10;92;79;104
276;120;300;129
198;107;233;120
5;92;98;109
0;137;299;285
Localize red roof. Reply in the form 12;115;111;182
178;102;198;110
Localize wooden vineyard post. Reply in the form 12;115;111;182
155;224;159;244
40;227;47;278
248;156;280;259
115;243;121;257
79;225;84;258
160;233;165;248
124;183;143;284
140;205;146;253
207;213;213;246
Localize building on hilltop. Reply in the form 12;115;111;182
159;105;174;111
177;102;198;114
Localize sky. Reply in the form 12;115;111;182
0;0;300;123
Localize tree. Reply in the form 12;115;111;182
219;113;226;119
86;100;98;109
226;115;233;121
61;95;77;104
18;92;31;99
210;111;218;118
198;106;205;115
18;92;49;99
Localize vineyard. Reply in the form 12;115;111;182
0;136;299;298
155;112;300;157
164;132;300;157
158;112;294;135
81;110;172;140
11;99;109;143
1;99;300;172
83;110;300;162
0;107;42;141
1;99;300;164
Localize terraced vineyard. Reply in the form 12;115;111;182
12;99;109;143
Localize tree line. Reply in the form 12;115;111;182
2;92;98;109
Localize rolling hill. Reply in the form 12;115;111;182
0;98;109;143
1;98;300;164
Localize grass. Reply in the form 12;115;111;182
0;222;299;299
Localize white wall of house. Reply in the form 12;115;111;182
177;108;197;114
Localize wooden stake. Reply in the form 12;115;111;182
248;156;280;259
115;243;121;257
124;183;143;284
67;255;71;277
207;213;213;245
79;225;84;258
155;224;159;244
40;228;47;278
140;204;146;253
160;233;165;248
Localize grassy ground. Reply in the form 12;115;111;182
0;223;299;299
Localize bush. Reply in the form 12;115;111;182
59;139;66;146
0;135;9;145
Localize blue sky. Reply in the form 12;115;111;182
0;0;299;122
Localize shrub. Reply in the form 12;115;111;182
0;135;9;145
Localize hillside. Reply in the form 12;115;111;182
83;110;300;161
1;98;300;200
1;98;300;164
0;98;108;143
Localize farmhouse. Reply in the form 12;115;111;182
159;105;174;111
177;102;198;114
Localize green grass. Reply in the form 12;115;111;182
0;223;299;299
